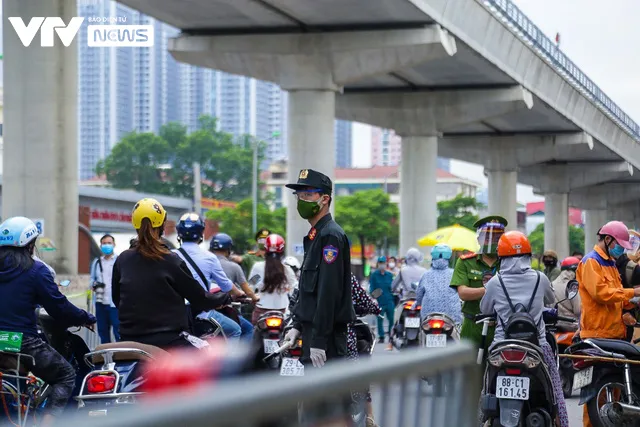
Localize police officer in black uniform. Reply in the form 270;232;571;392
283;169;355;369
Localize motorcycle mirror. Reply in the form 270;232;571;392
370;288;383;299
567;289;578;300
248;275;261;286
59;280;71;287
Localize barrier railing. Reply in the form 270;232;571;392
67;343;481;427
483;0;640;141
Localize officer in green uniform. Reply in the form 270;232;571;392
450;216;507;349
231;228;270;277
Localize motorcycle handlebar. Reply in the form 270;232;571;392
556;315;577;323
474;314;496;322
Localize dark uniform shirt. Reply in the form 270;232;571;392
293;214;356;350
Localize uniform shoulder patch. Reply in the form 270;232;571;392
460;253;477;260
323;245;338;264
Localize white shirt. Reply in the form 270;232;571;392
249;261;298;310
96;255;117;307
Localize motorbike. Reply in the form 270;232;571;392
0;280;93;426
420;313;459;349
254;311;286;370
391;283;420;349
75;297;248;417
477;288;578;426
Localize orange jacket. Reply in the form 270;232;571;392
577;246;635;339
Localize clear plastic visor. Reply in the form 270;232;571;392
476;223;505;254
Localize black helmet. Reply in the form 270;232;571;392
210;233;233;251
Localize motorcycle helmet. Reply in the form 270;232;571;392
598;221;633;250
265;234;285;254
560;256;580;272
497;231;531;258
132;198;167;230
210;233;233;251
176;213;205;242
431;244;452;260
0;217;39;248
283;256;301;272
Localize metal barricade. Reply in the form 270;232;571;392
68;343;481;427
84;291;100;350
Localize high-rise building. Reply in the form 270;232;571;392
78;0;355;179
335;120;352;168
370;127;450;171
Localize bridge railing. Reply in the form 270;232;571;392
483;0;640;141
69;343;481;427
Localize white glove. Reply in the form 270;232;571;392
283;328;300;344
310;348;327;368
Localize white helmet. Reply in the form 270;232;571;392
283;256;301;271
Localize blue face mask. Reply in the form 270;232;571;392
101;244;114;256
610;244;625;259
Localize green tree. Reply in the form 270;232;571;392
437;194;483;229
335;189;398;267
97;115;264;202
206;200;286;253
528;223;585;256
96;132;172;194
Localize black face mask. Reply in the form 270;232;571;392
543;259;556;267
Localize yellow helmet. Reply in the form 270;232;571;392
132;198;166;230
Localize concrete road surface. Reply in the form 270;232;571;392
370;341;584;426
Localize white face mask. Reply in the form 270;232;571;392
388;262;396;269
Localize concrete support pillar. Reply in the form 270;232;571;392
487;170;518;230
3;0;78;274
400;136;438;255
584;209;607;251
286;90;336;257
544;193;569;260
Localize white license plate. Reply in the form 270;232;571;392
263;339;280;354
405;317;420;328
496;376;530;400
573;366;594;391
426;334;447;347
280;357;304;376
88;410;108;417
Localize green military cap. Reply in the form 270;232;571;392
473;215;508;229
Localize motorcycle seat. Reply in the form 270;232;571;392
586;338;640;359
91;341;169;364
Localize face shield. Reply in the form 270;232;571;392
627;233;640;256
476;222;505;255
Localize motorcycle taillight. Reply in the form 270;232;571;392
428;319;444;329
86;373;117;394
573;359;596;370
500;349;526;363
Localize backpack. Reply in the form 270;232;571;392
497;271;541;345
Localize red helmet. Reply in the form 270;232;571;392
265;234;285;254
560;256;580;271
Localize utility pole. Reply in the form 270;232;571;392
252;140;258;235
193;162;202;214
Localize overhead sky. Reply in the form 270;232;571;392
353;0;638;203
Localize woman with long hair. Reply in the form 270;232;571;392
112;198;230;349
0;217;95;426
249;234;297;324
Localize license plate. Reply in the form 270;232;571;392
405;317;420;328
88;410;108;417
573;366;594;391
426;334;447;347
496;376;530;400
263;339;280;354
280;357;304;376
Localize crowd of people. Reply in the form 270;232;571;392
4;163;640;427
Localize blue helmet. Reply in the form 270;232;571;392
210;233;233;251
176;213;205;241
431;243;452;260
0;216;39;248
